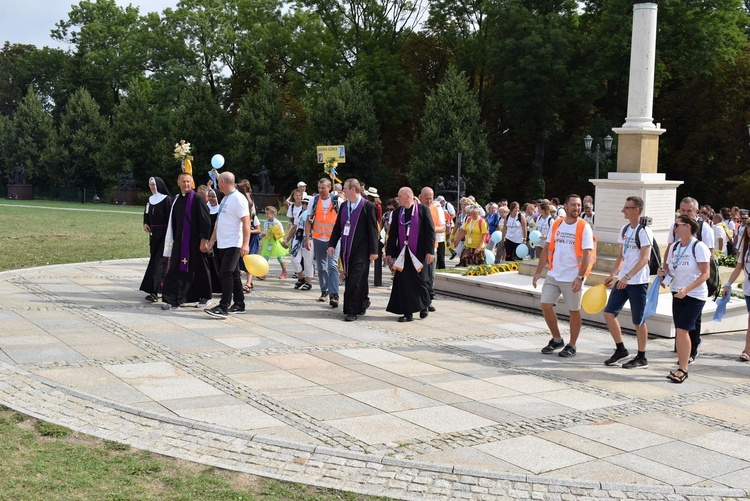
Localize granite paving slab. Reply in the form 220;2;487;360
2;259;750;500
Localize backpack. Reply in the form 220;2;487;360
308;193;339;223
620;223;662;275
547;218;597;276
718;222;736;255
687;238;720;298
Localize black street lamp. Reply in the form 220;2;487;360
584;134;613;179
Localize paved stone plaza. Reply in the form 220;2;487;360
2;259;750;500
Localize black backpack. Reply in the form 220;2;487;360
694;221;721;297
621;223;662;275
688;241;721;298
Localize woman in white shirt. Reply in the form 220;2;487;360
657;215;710;383
503;201;527;261
721;227;750;361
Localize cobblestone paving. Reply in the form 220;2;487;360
2;259;750;500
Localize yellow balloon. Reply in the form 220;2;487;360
243;254;270;276
581;283;607;314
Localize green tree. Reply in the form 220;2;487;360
168;83;231;185
56;88;109;189
306;79;384;189
104;77;165;189
231;76;297;190
8;86;55;183
407;67;496;200
52;0;145;116
0;114;12;183
484;0;587;198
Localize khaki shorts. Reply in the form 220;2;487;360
540;274;582;311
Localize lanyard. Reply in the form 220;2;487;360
216;189;236;218
623;226;636;257
671;239;693;269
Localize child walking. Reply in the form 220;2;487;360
259;206;289;279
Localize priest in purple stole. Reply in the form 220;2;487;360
161;172;213;309
385;187;435;322
329;178;379;322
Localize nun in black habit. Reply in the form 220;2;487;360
140;176;172;301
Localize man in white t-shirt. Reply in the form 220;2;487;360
204;172;250;319
602;196;653;369
713;213;728;254
665;196;714;362
532;195;594;358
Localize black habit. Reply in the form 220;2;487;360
329;197;379;315
385;203;435;316
139;192;172;296
161;191;213;306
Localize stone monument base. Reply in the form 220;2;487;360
7;184;33;200
111;189;139;205
590;173;683;245
252;193;282;214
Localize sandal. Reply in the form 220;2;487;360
667;369;688;383
242;285;252;293
739;352;750;362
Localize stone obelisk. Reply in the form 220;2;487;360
591;0;682;245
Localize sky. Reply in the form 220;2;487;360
1;0;180;50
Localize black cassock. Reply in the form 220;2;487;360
385;203;435;316
329;198;379;315
161;192;213;306
139;194;172;296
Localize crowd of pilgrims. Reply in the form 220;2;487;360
138;174;750;367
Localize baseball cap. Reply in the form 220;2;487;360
436;195;445;202
297;181;307;188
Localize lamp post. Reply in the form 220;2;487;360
584;134;613;179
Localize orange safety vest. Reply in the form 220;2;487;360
429;204;441;248
547;218;597;276
311;196;337;240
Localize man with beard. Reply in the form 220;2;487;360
328;179;379;322
532;194;595;357
161;172;213;310
385;187;435;322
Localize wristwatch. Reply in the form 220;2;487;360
624;273;632;280
576;275;585;281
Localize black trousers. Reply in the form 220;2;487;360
436;241;446;269
217;247;244;311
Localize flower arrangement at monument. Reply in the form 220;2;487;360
464;262;519;276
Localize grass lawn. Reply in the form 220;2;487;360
0;200;389;500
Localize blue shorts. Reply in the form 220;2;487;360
672;294;706;331
745;296;750;313
603;282;648;325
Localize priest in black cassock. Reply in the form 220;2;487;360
385;187;435;322
161;172;213;309
328;178;379;322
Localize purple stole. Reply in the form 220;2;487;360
398;204;420;255
340;198;365;276
179;190;195;272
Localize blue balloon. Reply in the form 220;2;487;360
484;249;495;264
491;231;503;243
516;244;529;259
211;154;225;169
529;230;542;244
